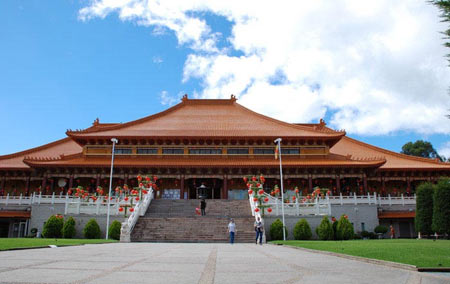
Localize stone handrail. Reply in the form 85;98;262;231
120;189;154;242
262;193;331;216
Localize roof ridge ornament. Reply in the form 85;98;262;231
230;94;237;102
93;118;100;126
182;94;188;102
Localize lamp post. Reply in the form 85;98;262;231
106;138;118;240
274;138;286;241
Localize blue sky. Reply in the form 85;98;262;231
1;0;450;157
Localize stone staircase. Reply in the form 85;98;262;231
131;200;256;243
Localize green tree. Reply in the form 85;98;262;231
432;178;450;235
430;1;450;64
293;219;312;240
401;140;442;160
336;215;354;240
62;216;76;239
415;182;434;236
42;215;64;238
269;219;288;240
108;220;122;240
316;216;334;240
83;219;101;239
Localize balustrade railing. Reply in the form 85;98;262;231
120;189;154;242
261;193;331;216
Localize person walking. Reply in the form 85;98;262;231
228;218;236;244
254;217;264;245
200;199;206;216
390;225;395;239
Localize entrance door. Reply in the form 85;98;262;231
186;178;223;199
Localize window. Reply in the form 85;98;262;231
114;148;132;154
227;148;249;155
137;148;158;154
162;148;184;154
281;148;300;155
189;148;222;155
361;222;365;232
253;148;274;155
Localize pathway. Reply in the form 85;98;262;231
0;243;449;284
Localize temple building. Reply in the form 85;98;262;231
1;95;449;239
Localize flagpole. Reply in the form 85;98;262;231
274;138;286;241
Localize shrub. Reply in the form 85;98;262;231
368;232;378;239
336;215;354;240
293;219;312;240
374;225;388;234
108;220;122;240
316;216;334;240
360;230;370;239
415;182;434;236
432;178;450;235
332;219;338;240
269;219;288;240
42;215;64;238
62;217;76;239
83;219;101;239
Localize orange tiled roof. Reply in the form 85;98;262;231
0;138;82;170
330;136;450;170
378;211;415;219
0;211;31;218
23;153;385;168
66;97;345;140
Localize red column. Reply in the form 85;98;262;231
124;173;129;186
41;176;47;193
381;177;386;196
68;174;74;189
363;175;368;194
25;176;30;196
223;175;228;199
336;175;341;194
308;175;313;192
180;175;185;199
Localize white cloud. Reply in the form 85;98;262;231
152;56;163;64
79;0;450;135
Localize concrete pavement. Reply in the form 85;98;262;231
0;243;449;284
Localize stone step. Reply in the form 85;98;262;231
132;199;255;243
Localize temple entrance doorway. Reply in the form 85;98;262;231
186;178;223;199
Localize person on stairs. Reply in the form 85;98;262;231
228;218;236;244
254;217;264;245
200;199;206;216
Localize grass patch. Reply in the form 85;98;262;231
0;238;117;251
271;239;450;268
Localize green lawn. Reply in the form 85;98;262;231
0;238;117;251
271;239;450;268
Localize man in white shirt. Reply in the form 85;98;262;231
228;218;236;244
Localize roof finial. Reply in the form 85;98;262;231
319;118;326;127
182;94;188;102
93;118;100;126
230;94;237;102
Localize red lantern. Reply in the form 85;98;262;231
253;197;258;202
145;176;150;181
137;175;142;181
264;197;269;202
256;183;261;187
331;217;336;222
252;176;257;181
124;197;129;201
243;177;248;183
258;189;264;195
246;183;251;188
254;208;260;212
139;183;144;187
153;176;158;182
135;197;140;201
129;208;135;212
267;207;272;213
292;196;296;200
119;207;124;212
248;189;253;195
143;190;148;194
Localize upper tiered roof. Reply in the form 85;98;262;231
66;95;345;141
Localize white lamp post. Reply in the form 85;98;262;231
106;138;118;239
274;138;286;241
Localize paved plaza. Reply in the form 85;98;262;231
0;243;449;284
